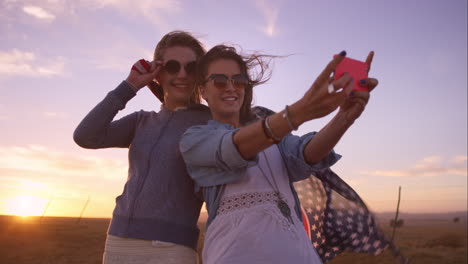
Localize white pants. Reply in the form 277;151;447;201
103;235;198;264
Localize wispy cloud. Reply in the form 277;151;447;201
3;0;182;30
360;155;467;177
83;0;181;12
43;112;68;119
22;5;55;20
255;0;280;37
0;145;127;180
0;49;66;77
0;103;7;120
91;0;181;31
451;155;468;164
90;44;153;72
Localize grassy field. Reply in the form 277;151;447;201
0;213;466;264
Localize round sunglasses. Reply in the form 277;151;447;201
205;74;249;89
163;60;197;75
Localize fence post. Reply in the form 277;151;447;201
391;186;402;242
76;196;90;224
39;197;53;224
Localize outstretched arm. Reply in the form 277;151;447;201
234;51;353;160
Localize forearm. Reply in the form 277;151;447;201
233;102;306;160
73;81;136;148
303;113;353;164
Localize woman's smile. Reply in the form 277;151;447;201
201;59;245;126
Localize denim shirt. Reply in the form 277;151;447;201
180;120;341;228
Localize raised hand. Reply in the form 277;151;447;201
290;51;354;125
126;60;163;93
337;51;379;123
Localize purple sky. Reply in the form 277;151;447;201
0;0;466;217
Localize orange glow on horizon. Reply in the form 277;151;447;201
5;195;49;217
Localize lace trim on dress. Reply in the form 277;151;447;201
217;191;280;215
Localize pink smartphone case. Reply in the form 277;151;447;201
131;59;151;74
334;56;369;91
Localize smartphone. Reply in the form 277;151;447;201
131;59;152;74
334;55;369;91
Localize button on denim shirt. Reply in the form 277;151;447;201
180;120;341;228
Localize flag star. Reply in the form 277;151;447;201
373;241;381;248
296;170;391;260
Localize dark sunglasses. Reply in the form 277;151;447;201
205;74;249;89
163;60;197;75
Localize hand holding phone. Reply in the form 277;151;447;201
131;59;152;74
128;59;164;102
333;55;369;91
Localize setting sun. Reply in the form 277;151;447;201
5;195;49;217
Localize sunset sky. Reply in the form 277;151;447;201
0;0;466;218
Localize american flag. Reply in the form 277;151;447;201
252;106;408;263
295;169;392;262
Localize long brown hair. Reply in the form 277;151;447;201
196;45;274;124
151;31;206;105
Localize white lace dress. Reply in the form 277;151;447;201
202;145;322;264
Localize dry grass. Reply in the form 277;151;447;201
327;217;468;264
0;214;466;264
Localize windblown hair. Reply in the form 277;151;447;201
196;45;275;124
151;31;206;104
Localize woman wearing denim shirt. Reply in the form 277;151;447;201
180;45;378;264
